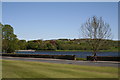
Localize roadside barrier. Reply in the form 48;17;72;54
1;53;76;60
87;56;120;61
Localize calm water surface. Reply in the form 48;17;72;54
16;51;119;58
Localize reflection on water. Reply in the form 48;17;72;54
16;51;119;58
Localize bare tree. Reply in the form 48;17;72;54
81;16;112;61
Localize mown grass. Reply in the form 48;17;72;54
2;60;119;78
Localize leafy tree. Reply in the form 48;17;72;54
46;43;56;50
27;41;39;50
55;40;63;50
18;40;27;50
2;24;19;53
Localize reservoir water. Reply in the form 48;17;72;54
16;51;119;58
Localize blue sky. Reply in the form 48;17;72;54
2;2;118;40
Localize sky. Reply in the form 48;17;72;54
2;2;118;40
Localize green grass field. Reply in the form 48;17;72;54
2;60;119;78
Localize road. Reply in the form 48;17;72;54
1;56;119;68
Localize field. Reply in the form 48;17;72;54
2;60;119;78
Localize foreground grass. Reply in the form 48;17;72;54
2;60;119;78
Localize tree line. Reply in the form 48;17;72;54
1;23;118;53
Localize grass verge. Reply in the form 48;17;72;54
2;60;119;78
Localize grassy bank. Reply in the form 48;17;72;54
2;60;118;78
55;49;118;52
36;49;118;52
